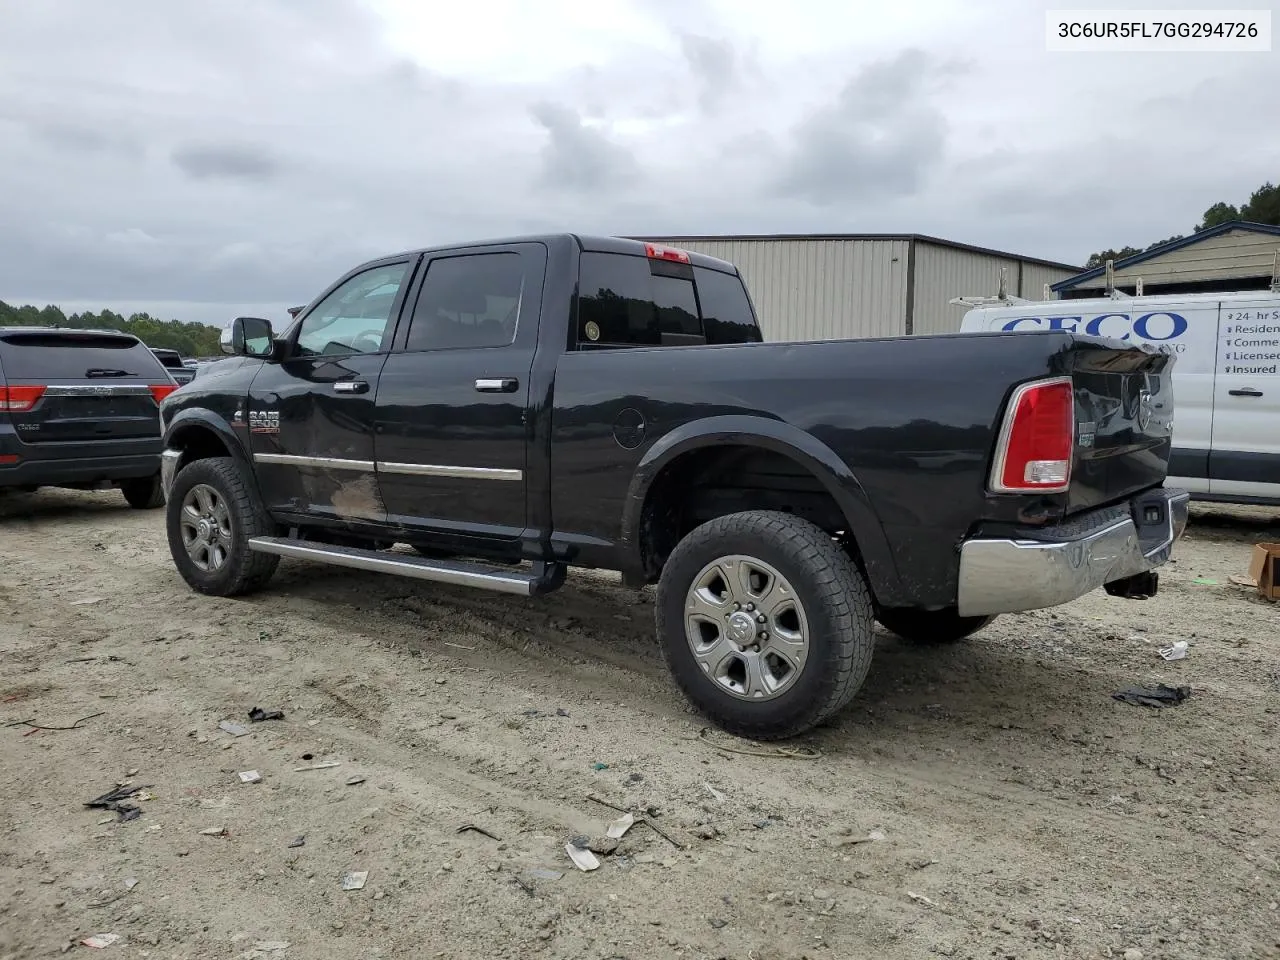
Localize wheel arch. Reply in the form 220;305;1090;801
620;415;902;604
163;409;250;474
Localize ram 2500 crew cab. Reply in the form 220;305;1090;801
158;234;1189;739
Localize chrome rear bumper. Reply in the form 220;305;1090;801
956;488;1190;617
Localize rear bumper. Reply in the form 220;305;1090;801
0;451;161;487
956;487;1190;617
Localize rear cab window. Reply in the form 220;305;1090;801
576;252;762;349
0;331;169;381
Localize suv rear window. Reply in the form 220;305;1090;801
576;252;761;348
0;331;168;381
152;349;186;369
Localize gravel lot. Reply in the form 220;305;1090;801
1;489;1278;960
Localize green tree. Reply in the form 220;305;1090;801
0;300;222;355
1084;245;1141;269
1240;181;1280;226
1197;201;1240;231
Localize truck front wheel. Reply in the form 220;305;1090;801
655;510;876;740
165;456;279;597
876;608;996;644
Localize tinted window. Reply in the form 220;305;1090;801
577;252;703;347
295;262;409;357
694;266;763;345
405;253;524;352
0;332;167;380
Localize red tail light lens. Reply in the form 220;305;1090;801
0;385;46;412
990;377;1074;493
149;384;178;404
645;242;691;264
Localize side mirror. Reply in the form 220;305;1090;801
222;317;276;358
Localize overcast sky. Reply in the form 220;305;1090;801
1;0;1275;328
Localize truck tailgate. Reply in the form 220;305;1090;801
1066;338;1174;514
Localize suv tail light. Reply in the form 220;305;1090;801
990;377;1074;493
645;243;691;264
149;384;178;403
0;385;46;412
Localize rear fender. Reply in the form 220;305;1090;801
620;415;903;604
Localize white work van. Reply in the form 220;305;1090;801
959;290;1280;506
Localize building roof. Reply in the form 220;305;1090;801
1051;220;1280;292
630;233;1083;272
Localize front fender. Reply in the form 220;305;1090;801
162;407;251;466
619;415;902;604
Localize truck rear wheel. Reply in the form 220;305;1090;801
876;608;996;644
166;457;279;597
120;474;165;509
655;510;875;740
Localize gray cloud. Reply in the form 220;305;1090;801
529;102;637;191
680;33;737;113
172;143;281;181
772;49;951;205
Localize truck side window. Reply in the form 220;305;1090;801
295;262;409;357
405;253;525;352
694;266;763;345
578;252;703;348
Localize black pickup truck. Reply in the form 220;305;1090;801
158;234;1189;738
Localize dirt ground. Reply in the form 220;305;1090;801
1;490;1278;960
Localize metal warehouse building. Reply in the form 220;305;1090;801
637;233;1081;341
1052;220;1280;300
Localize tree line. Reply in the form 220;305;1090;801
0;301;222;357
1085;181;1280;268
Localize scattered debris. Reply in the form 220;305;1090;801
293;761;341;771
457;824;501;841
907;891;940;908
248;707;285;722
626;772;643;784
439;711;458;720
910;858;939;870
587;837;619;856
442;642;475;650
1123;950;1144;960
124;878;138;891
697;726;822;760
199;826;228;837
6;712;103;732
527;868;564;881
586;794;628;813
219;720;250;737
591;762;609;771
1159;641;1190;661
702;782;727;802
565;843;600;872
1112;684;1192;708
753;818;774;829
288;836;305;848
643;818;685;850
1229;574;1257;589
709;918;728;929
70;597;106;606
341;871;368;891
345;775;366;786
81;934;121;949
837;829;886;846
556;708;569;717
1247;543;1280;601
1192;577;1219;586
695;824;718;840
84;783;151;823
607;813;636;839
238;770;262;784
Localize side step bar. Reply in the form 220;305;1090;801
246;537;565;597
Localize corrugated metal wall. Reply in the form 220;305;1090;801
1078;227;1280;291
1021;262;1079;302
653;238;910;341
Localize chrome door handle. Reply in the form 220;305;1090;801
475;378;518;393
333;380;369;394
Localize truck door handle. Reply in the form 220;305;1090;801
475;378;518;393
333;380;369;394
1229;387;1263;397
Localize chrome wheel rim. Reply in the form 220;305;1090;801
179;483;232;573
684;555;809;701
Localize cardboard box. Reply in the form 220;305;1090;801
1247;543;1280;601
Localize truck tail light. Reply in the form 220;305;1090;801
990;377;1074;493
645;243;691;264
0;385;46;412
149;384;178;404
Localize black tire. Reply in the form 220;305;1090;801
120;474;164;509
876;607;996;644
165;457;279;597
655;510;875;740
